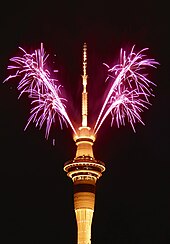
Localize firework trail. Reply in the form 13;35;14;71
94;46;159;134
4;43;76;138
4;44;159;139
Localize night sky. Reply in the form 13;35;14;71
0;0;170;243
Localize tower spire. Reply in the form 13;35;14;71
82;42;88;127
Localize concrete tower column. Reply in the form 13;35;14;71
64;130;105;244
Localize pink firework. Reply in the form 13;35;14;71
4;43;76;138
94;46;159;134
4;44;159;139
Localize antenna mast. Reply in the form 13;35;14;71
82;42;88;127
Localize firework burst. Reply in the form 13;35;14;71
4;43;76;138
4;44;159;139
94;46;159;134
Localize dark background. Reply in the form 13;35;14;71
0;0;169;243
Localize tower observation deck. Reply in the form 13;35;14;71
64;43;105;244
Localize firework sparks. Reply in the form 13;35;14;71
4;43;76;138
94;46;159;134
4;44;159;140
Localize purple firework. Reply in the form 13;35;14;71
94;46;159;134
4;44;159;139
4;43;76;138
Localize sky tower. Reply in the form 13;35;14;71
64;43;106;244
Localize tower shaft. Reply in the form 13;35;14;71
74;178;96;244
75;208;93;244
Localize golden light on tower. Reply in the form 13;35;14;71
64;43;105;244
4;36;159;244
82;42;88;127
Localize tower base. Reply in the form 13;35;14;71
75;208;94;244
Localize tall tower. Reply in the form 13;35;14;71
64;43;105;244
